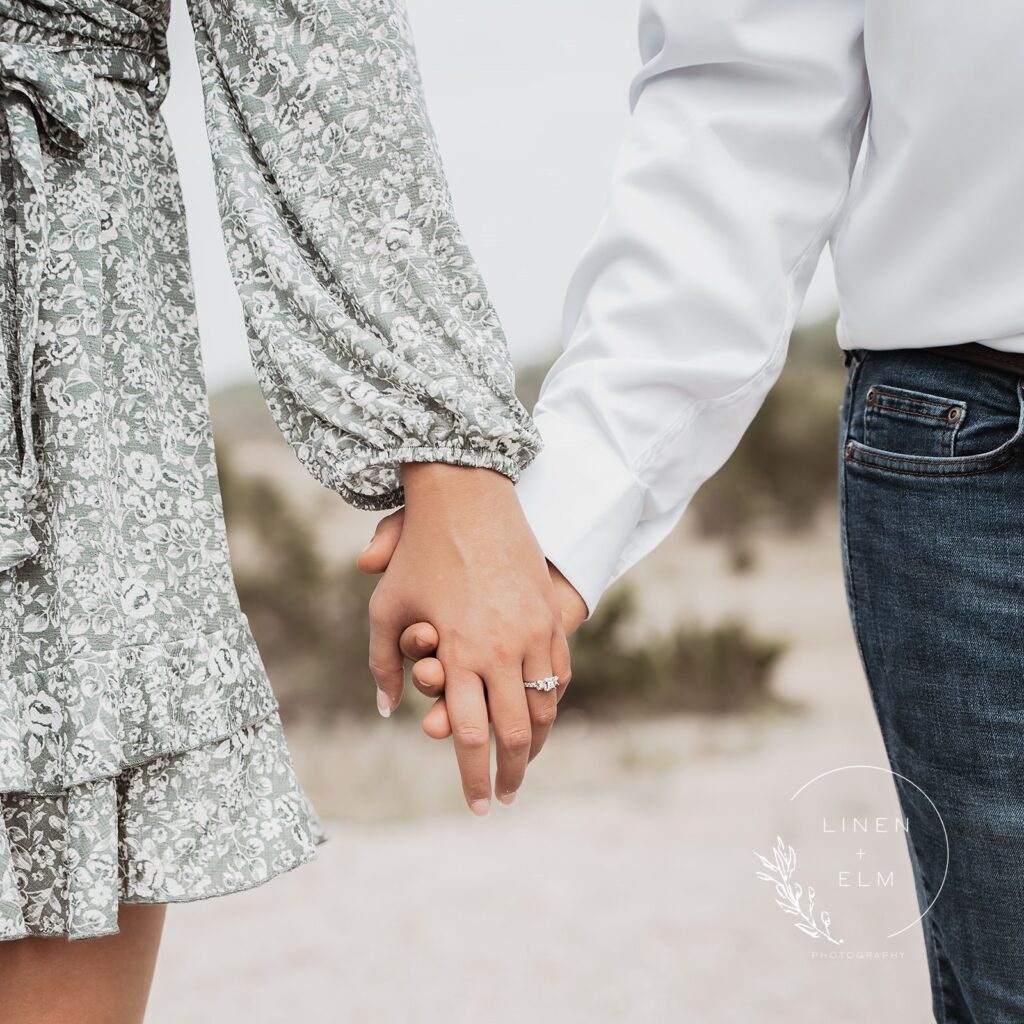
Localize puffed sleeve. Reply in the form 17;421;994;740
185;0;541;509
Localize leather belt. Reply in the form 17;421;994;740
927;342;1024;378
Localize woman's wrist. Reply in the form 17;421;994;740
400;461;515;510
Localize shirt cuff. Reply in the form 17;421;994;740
515;410;644;617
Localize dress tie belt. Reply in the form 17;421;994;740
0;41;94;572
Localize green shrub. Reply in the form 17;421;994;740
691;320;846;541
565;584;788;716
218;449;378;718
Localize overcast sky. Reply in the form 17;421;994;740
164;0;837;393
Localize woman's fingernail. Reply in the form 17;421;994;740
470;799;491;817
416;631;431;649
376;689;392;718
497;791;517;806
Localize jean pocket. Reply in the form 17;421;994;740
862;384;965;457
845;380;1024;478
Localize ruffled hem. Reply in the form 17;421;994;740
0;711;326;941
0;615;279;795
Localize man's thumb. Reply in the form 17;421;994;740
355;509;405;575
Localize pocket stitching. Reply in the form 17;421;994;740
865;385;965;413
844;440;1019;477
866;402;957;424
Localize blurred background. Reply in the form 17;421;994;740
149;1;932;1020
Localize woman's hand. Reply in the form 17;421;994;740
360;463;571;814
360;517;587;766
410;563;587;743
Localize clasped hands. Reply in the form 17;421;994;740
357;463;588;815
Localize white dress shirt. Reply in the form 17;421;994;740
516;0;1024;614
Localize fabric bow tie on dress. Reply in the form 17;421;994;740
0;41;95;573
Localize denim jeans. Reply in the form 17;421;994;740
839;348;1024;1022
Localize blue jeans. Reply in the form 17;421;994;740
839;348;1024;1022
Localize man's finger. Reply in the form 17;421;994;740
422;697;452;739
399;622;438;661
552;626;572;706
411;656;445;697
356;509;405;576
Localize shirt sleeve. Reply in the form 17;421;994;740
515;0;869;614
185;0;541;510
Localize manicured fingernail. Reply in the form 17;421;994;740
415;631;431;649
497;791;517;806
376;689;392;718
470;799;490;817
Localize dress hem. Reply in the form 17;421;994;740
1;828;328;943
0;613;280;797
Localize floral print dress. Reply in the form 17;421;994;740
0;0;540;940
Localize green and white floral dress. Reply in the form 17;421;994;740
0;0;539;940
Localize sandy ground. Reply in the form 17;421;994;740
146;519;935;1023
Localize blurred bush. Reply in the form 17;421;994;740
565;584;787;716
218;449;378;719
689;319;846;545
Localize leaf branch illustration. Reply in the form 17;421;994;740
755;835;843;945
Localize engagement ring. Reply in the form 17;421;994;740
523;675;559;693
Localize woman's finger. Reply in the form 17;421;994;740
523;643;559;765
487;662;533;806
443;663;492;816
411;656;445;698
367;589;404;718
399;622;438;661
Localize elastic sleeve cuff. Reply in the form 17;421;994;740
515;410;644;617
333;440;541;512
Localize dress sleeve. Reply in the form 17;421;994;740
184;0;541;509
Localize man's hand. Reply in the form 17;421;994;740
359;464;573;814
358;504;587;758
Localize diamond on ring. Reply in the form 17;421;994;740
524;675;559;693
